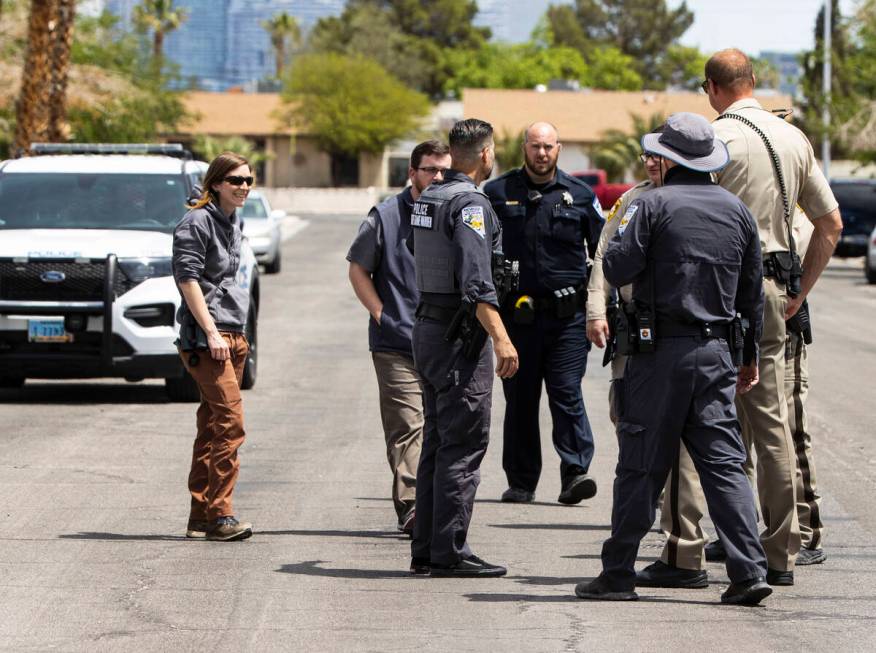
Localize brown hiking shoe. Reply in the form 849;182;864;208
186;519;210;539
206;516;253;542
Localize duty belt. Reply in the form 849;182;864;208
416;302;459;323
655;319;731;340
508;284;588;311
762;251;790;280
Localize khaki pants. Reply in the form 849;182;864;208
372;352;424;522
181;332;248;522
787;331;823;549
659;279;801;571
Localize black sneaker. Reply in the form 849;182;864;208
501;487;535;503
186;519;210;539
206;516;253;542
705;538;727;562
721;577;772;606
574;576;638;601
410;557;431;575
635;560;709;589
797;547;826;565
558;474;597;505
429;554;507;577
766;568;794;586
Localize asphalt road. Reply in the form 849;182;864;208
2;215;875;652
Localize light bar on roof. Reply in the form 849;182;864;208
29;143;190;158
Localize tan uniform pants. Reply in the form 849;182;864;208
181;332;248;522
658;279;802;571
372;352;424;522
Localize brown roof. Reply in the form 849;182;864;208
463;89;794;143
179;91;300;137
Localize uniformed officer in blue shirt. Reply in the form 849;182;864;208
574;112;771;606
484;122;605;505
409;118;519;577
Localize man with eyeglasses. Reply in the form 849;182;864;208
484;122;605;506
346;140;451;535
646;48;842;589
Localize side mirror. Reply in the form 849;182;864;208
269;209;286;220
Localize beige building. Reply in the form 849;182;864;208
168;91;387;188
463;88;794;174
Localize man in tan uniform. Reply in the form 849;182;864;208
647;49;841;588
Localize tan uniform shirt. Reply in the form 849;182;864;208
713;98;837;253
586;180;653;379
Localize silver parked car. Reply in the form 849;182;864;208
242;190;284;274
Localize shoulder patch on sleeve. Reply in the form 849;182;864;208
617;204;639;236
592;194;604;218
461;205;486;239
606;198;623;222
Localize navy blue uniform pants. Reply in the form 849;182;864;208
411;318;493;566
501;310;595;491
601;336;767;589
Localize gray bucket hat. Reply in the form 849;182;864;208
641;112;729;172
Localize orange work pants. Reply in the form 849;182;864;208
180;332;248;521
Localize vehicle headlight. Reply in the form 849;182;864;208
118;257;173;282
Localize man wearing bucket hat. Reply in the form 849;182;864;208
574;112;771;606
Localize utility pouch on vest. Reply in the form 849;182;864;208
786;298;813;345
513;295;536;324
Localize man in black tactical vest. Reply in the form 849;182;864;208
408;119;519;578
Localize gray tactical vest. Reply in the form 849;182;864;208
412;178;488;295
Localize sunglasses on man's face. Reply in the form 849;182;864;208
224;175;254;186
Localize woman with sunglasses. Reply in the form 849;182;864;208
172;152;255;542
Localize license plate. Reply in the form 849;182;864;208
28;319;74;343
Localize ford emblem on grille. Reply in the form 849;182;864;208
40;270;66;283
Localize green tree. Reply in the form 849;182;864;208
308;0;489;98
262;11;301;79
280;53;429;185
546;0;694;89
132;0;187;60
193;135;272;169
591;113;665;182
798;0;864;158
65;10;190;143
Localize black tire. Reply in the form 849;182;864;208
165;372;200;402
241;299;258;390
0;375;25;389
264;247;282;274
867;259;876;285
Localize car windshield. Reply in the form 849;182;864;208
240;196;267;218
0;172;189;232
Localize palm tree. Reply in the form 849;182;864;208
262;11;302;78
133;0;188;60
591;113;666;182
47;0;75;142
13;0;54;155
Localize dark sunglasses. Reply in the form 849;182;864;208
700;79;710;94
224;175;254;186
639;153;661;163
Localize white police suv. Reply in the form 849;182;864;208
0;144;259;401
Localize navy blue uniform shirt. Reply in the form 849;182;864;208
603;166;765;363
484;167;604;296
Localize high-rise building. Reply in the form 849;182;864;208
104;0;345;90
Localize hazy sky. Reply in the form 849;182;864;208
507;0;861;54
674;0;860;55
